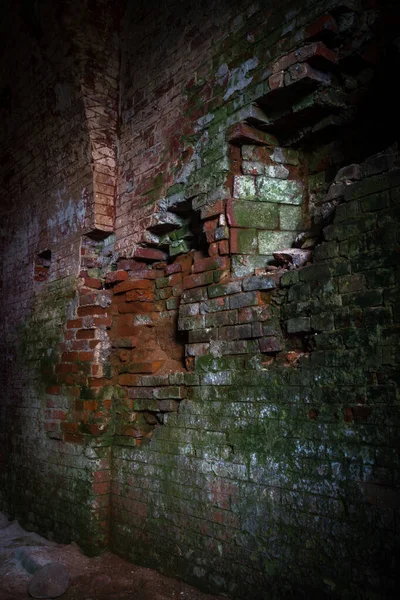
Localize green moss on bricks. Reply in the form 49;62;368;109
279;205;303;230
258;230;296;254
256;178;303;204
17;276;77;389
228;200;279;229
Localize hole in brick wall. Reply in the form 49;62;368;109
85;228;113;242
81;232;116;278
141;194;206;260
34;249;51;282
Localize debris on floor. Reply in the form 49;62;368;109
0;513;228;600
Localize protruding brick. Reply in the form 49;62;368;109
272;42;337;73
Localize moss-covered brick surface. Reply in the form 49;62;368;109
0;274;110;553
1;0;400;598
115;0;346;256
111;169;400;598
0;0;115;555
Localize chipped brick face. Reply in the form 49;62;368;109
1;0;400;598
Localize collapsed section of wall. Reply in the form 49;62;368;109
106;0;399;597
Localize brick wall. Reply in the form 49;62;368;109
0;0;118;550
108;156;400;598
1;0;399;597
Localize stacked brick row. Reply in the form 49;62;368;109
180;271;283;359
64;0;120;233
107;257;189;441
229;141;305;276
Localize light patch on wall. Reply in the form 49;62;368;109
47;186;86;242
223;57;259;100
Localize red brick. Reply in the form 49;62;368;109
259;337;284;353
172;284;183;297
114;278;154;294
269;71;285;90
227;122;278;146
183;271;214;290
79;290;104;306
62;352;79;362
169;273;182;287
45;409;67;420
119;363;164;381
165;262;182;275
84;400;98;411
142;269;165;279
93;470;110;483
192;256;229;274
77;306;108;317
81;276;102;289
286;63;331;86
200;199;225;220
208;243;219;257
93;482;110;495
125;289;155;302
45;386;61;395
94;316;113;327
78;352;94;362
134;247;167;261
175;255;193;271
203;218;218;232
272;41;337;73
119;302;154;314
218;241;230;255
105;270;129;284
56;363;78;374
69;340;90;351
64;433;85;445
76;329;96;339
205;231;216;243
61;422;79;433
67;319;83;329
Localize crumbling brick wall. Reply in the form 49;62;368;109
0;0;399;597
0;0;120;550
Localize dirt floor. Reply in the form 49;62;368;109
0;513;228;600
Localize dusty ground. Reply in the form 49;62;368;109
0;513;228;600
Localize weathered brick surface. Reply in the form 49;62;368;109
1;0;399;598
